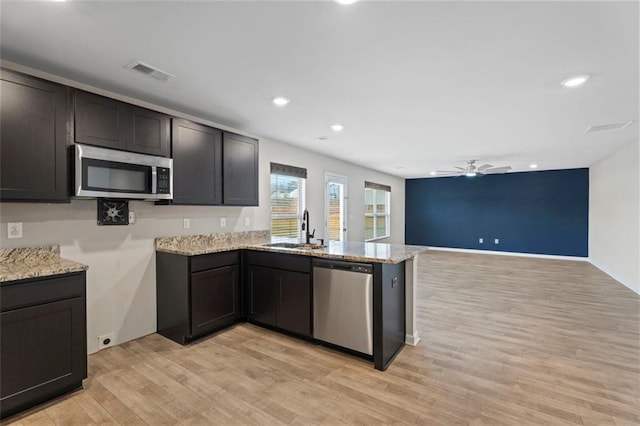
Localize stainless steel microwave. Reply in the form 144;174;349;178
74;144;172;200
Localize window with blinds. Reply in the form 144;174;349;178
364;181;391;241
271;163;307;238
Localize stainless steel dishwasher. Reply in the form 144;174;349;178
313;259;373;355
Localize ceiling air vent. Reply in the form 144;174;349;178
124;60;175;82
585;121;634;133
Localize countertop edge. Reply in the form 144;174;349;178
155;243;428;264
0;258;89;284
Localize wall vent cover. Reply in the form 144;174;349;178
585;121;634;133
124;60;175;82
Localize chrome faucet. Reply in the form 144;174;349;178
302;209;315;244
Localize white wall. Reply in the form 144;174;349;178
0;65;405;353
589;140;640;294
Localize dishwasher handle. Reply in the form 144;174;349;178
313;259;373;274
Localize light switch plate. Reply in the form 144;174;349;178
128;211;136;224
494;238;499;244
220;217;227;227
245;217;250;226
479;238;483;244
7;222;23;239
183;218;190;229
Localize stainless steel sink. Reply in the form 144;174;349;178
264;242;326;250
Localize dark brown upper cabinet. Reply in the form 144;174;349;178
222;132;259;206
127;106;171;157
170;118;222;205
74;91;170;157
0;68;70;202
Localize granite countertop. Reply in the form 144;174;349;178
0;245;89;283
155;231;428;264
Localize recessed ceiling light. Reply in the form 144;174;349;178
272;97;290;106
465;172;477;177
429;171;436;176
330;124;344;132
334;0;359;4
529;163;539;169
561;74;590;88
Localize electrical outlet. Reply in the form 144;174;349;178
183;218;190;229
494;238;499;244
479;238;483;244
98;333;115;350
7;222;23;239
245;217;250;227
220;217;226;227
128;211;136;224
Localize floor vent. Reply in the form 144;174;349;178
124;60;175;82
585;121;634;133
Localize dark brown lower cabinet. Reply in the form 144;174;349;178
278;270;312;336
191;265;239;337
246;251;311;337
247;265;279;327
156;251;240;344
0;273;87;419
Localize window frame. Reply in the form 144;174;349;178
270;172;306;239
364;187;391;242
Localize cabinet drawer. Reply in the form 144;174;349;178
0;273;85;312
190;251;238;273
246;251;310;273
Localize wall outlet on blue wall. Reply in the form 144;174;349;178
494;239;499;244
479;238;483;244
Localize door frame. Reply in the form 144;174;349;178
324;172;348;242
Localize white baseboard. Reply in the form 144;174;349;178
405;333;421;346
427;246;590;262
589;259;640;295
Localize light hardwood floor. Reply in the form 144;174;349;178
5;251;639;425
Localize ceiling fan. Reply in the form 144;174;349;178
434;160;512;177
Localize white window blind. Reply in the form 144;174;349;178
364;182;390;241
271;163;306;238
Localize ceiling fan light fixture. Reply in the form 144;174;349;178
429;171;436;176
561;74;590;88
465;172;477;177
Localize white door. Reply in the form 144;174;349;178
324;173;348;241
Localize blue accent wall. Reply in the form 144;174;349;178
405;168;589;257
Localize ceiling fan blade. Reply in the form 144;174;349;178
454;167;466;171
477;164;493;172
485;166;512;174
435;170;462;174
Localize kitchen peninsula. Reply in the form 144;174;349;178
155;231;427;371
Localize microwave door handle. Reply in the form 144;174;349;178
151;166;157;194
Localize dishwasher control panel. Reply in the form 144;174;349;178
313;259;373;274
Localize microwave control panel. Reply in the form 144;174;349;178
157;167;171;194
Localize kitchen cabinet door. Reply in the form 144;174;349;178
222;132;258;206
0;69;69;202
74;90;127;151
190;265;239;337
0;273;87;419
248;265;279;327
127;106;170;157
171;119;222;205
278;270;311;336
75;91;170;157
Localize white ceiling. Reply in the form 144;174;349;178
1;1;637;178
